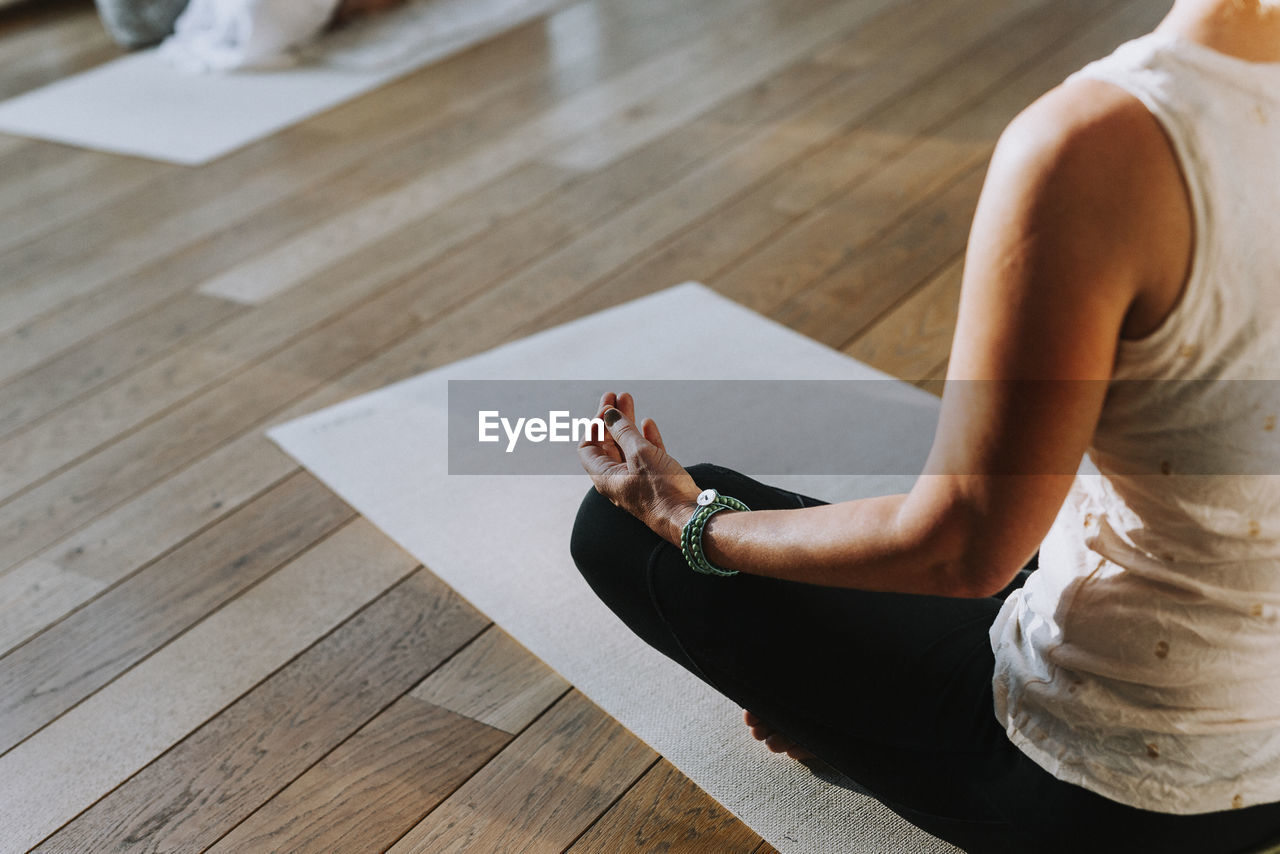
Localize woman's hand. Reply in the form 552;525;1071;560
577;392;702;544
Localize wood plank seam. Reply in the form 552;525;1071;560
705;0;1153;326
379;688;657;854
0;462;301;658
519;0;1098;334
192;633;516;853
197;629;578;852
627;0;1122;315
837;248;966;356
555;756;666;853
19;569;491;852
0;480;359;757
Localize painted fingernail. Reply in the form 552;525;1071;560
603;408;622;426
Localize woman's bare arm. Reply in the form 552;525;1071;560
580;78;1192;597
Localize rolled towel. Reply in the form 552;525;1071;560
158;0;343;72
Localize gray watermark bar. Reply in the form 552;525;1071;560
447;379;1280;475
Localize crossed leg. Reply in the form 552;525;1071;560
570;462;1280;854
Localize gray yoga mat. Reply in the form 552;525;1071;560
268;282;958;853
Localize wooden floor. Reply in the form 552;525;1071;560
0;0;1169;849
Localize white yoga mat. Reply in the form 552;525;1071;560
0;0;569;164
268;283;957;853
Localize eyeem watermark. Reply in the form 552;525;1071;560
449;379;1280;475
478;410;605;453
448;379;940;475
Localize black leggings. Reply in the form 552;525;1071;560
570;464;1280;854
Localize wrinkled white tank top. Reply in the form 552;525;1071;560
989;31;1280;815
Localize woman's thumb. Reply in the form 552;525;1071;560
603;407;643;454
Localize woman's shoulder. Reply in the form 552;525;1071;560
987;76;1193;341
997;76;1172;192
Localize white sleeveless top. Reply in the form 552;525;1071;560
989;32;1280;815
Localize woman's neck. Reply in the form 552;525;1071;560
1157;0;1280;62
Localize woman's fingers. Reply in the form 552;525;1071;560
599;393;656;454
617;392;637;424
641;417;665;451
577;441;622;478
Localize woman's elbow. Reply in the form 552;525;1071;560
910;510;1029;598
940;557;1018;598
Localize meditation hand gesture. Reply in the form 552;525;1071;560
577;392;702;545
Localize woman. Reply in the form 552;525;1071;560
571;0;1280;850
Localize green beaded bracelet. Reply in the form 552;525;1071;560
680;488;750;576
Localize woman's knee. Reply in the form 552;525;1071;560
569;485;678;648
684;462;738;488
569;485;609;574
569;484;656;582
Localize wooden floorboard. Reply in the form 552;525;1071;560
531;0;1089;329
0;428;296;657
26;570;488;853
0;471;354;754
0;0;1173;849
0;1;118;100
205;695;511;853
711;0;1155;321
410;625;571;735
0;148;108;217
0;0;761;309
567;759;766;853
385;690;657;854
2;518;426;849
0;0;743;363
843;256;966;379
0;291;246;439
